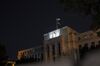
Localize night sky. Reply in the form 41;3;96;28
0;0;92;59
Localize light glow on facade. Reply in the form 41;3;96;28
49;29;60;39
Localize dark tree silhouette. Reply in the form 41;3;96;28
60;0;100;30
0;41;7;65
0;44;6;58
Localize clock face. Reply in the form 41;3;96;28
49;29;60;39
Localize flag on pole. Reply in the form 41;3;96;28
56;18;61;29
56;18;61;21
56;18;61;25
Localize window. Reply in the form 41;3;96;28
79;45;82;52
97;32;100;37
79;45;82;48
58;42;61;56
98;41;100;45
91;42;95;49
83;43;88;52
96;41;100;48
34;54;37;62
41;53;43;61
52;44;55;61
52;45;55;56
91;42;95;44
78;37;81;40
47;45;50;59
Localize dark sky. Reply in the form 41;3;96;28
0;0;92;59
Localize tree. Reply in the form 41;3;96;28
60;0;100;30
0;44;6;57
0;41;7;63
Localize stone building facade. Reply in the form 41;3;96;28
17;26;100;64
17;48;34;60
43;26;79;62
43;26;100;63
78;29;100;58
79;30;100;48
17;45;43;62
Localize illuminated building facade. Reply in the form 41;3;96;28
78;29;100;57
43;26;79;62
17;48;34;60
17;26;100;64
17;45;43;63
43;26;100;63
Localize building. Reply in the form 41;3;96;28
43;26;79;62
43;26;100;63
17;48;34;60
17;26;100;64
78;29;100;57
17;45;43;63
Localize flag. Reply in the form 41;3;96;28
56;18;61;21
56;18;61;25
56;18;61;29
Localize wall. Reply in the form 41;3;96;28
15;56;74;66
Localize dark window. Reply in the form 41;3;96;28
40;53;43;62
79;45;82;48
33;54;35;62
79;44;88;58
52;45;55;56
97;32;100;37
83;44;88;52
98;41;100;45
58;42;61;56
79;45;82;53
37;53;40;62
96;41;100;48
78;37;81;40
52;44;55;61
91;42;95;44
34;54;37;62
47;45;50;59
91;42;95;49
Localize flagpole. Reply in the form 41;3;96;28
56;18;61;29
56;19;58;29
54;18;61;60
